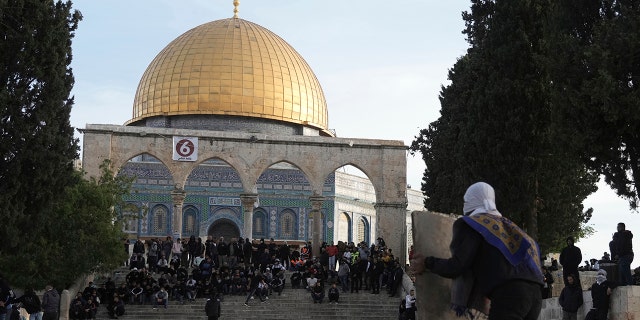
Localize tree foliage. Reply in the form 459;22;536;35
0;1;129;289
0;162;131;289
547;0;640;210
0;0;81;244
410;0;598;253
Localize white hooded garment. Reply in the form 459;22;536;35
462;182;502;217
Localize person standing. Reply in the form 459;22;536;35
560;236;582;287
0;274;14;320
411;182;544;320
404;289;417;320
558;274;583;320
204;293;221;320
217;237;229;267
171;238;183;266
41;285;59;320
541;266;554;299
589;269;616;320
611;222;634;285
15;288;42;320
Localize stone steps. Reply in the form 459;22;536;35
93;268;402;320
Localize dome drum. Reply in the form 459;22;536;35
128;114;320;136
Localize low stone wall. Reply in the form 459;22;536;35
539;285;640;320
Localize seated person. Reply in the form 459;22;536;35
84;298;98;319
328;282;339;304
270;274;284;296
69;293;87;320
257;278;269;300
306;274;318;291
107;295;125;319
193;253;206;269
152;287;169;309
290;271;302;289
311;282;324;304
129;283;144;304
185;276;198;301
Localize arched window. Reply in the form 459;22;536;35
338;212;352;243
183;207;198;235
279;210;296;239
152;205;168;235
121;206;138;233
253;210;267;238
356;217;369;244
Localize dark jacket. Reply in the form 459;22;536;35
612;230;634;257
591;280;615;311
560;245;582;271
205;297;221;318
16;291;41;314
559;283;583;313
430;217;544;296
42;289;60;313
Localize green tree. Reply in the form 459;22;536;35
0;1;81;244
0;162;131;289
548;0;640;210
411;0;597;252
0;1;130;289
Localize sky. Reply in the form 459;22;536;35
69;0;637;267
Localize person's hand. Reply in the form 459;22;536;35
410;253;435;275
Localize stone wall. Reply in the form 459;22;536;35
538;285;640;320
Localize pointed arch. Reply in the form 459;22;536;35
182;206;199;236
278;209;297;239
337;212;352;243
117;153;175;188
253;209;268;239
185;157;243;191
256;161;313;196
356;216;370;245
150;204;170;236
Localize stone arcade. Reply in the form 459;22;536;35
80;7;416;262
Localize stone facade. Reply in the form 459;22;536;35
81;124;411;261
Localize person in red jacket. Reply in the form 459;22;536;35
326;242;339;271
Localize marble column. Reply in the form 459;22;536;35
309;196;325;258
374;201;408;264
240;193;258;239
171;188;186;239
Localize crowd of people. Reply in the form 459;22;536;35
63;235;403;319
0;234;406;320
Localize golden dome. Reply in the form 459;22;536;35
128;18;330;135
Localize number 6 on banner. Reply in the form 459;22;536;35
172;137;198;161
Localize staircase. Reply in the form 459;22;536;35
92;269;402;320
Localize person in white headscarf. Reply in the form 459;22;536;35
462;181;502;217
411;182;544;320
